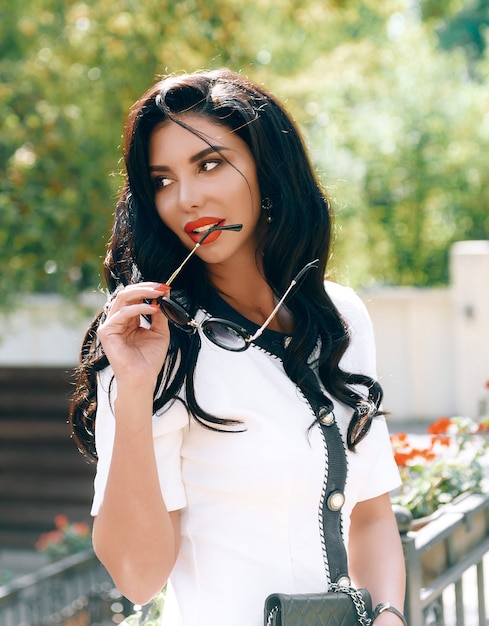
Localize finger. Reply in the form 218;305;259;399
124;281;170;294
107;283;170;316
144;303;170;334
100;301;164;332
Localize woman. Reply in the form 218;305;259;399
70;68;406;626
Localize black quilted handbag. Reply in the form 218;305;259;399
264;405;373;626
264;585;372;626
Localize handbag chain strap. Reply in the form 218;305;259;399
316;401;373;626
329;584;372;626
266;605;279;626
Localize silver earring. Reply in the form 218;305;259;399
261;197;273;223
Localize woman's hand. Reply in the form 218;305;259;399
97;283;171;387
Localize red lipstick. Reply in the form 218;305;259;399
184;217;225;245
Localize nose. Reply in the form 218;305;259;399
176;175;204;212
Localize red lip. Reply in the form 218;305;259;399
184;217;225;245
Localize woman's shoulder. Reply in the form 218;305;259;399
324;280;376;375
323;278;357;302
323;279;369;324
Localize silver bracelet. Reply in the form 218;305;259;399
373;602;408;626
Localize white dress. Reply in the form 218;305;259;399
91;281;401;626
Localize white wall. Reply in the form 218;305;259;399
1;241;488;422
450;241;489;418
0;293;103;366
360;240;489;421
361;287;456;421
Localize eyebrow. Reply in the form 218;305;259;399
149;145;229;171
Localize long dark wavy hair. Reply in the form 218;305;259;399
69;68;383;461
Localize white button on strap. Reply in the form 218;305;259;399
318;407;334;425
327;490;345;511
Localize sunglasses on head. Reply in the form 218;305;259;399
158;224;319;352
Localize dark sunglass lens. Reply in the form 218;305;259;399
159;298;192;331
202;321;247;351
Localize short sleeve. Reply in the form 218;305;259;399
324;281;401;500
353;415;401;501
91;366;189;516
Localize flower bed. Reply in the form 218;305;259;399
390;415;489;522
36;515;92;561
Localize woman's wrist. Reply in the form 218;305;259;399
373;602;408;625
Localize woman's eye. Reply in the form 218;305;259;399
152;176;173;189
201;159;221;172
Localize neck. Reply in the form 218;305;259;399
207;259;293;333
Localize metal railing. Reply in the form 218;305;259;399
2;494;489;626
401;492;489;626
0;549;130;626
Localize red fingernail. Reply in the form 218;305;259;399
156;283;170;291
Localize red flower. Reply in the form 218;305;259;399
71;522;90;536
393;450;412;466
35;530;63;551
478;418;489;433
427;417;453;435
390;433;439;467
390;432;409;447
54;514;69;531
390;433;412;467
431;434;451;447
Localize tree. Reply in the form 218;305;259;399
1;0;488;307
0;0;251;307
280;11;489;286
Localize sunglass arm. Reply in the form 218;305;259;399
166;243;201;286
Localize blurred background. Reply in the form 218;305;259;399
1;0;489;307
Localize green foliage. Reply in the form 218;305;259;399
0;569;13;586
0;0;251;308
435;0;489;60
282;16;489;286
417;0;466;21
1;0;489;305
